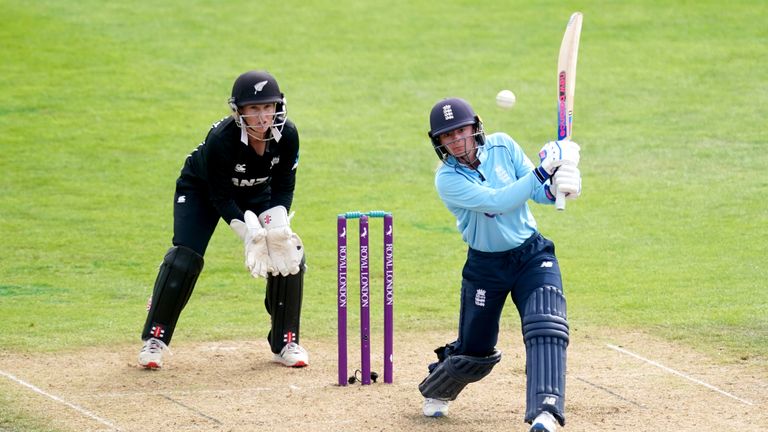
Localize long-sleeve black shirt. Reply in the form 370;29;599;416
178;116;299;224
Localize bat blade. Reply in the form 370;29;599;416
555;12;583;211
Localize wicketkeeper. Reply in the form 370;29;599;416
138;71;309;369
418;98;581;432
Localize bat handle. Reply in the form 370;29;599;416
555;191;566;211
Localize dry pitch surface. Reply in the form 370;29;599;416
1;328;765;432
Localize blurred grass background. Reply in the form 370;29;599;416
1;3;766;428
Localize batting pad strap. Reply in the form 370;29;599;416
419;350;502;401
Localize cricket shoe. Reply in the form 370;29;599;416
529;411;557;432
422;398;449;417
273;342;309;367
138;337;171;369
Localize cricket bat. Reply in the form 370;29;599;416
555;12;583;211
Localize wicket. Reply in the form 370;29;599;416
337;211;394;386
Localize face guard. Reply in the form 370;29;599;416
229;70;287;143
434;125;485;168
236;103;288;143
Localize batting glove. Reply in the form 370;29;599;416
535;140;581;182
549;163;582;201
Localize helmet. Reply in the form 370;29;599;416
427;98;485;161
228;71;287;141
230;70;284;107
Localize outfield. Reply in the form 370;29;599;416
1;1;766;430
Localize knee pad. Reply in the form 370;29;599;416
419;349;502;401
142;246;204;343
523;285;568;425
265;264;305;353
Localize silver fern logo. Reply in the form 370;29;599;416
253;80;268;93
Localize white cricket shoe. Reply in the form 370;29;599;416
138;338;171;369
272;342;309;367
422;398;449;417
529;411;557;432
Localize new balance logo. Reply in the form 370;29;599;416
254;80;268;93
543;396;557;405
540;261;553;268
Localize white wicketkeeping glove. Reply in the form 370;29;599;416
259;206;305;277
538;140;581;175
551;163;582;200
229;210;272;278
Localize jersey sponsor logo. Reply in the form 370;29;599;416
474;289;486;307
235;164;246;173
540;261;553;268
254;80;268;93
231;177;269;187
442;104;454;120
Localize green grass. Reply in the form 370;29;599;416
1;0;766;406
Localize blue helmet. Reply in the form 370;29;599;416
427;98;485;161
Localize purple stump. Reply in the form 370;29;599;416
383;214;394;383
337;215;348;386
359;215;371;384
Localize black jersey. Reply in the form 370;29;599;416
178;116;299;224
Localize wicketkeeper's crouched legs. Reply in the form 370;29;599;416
523;285;569;426
264;258;305;353
142;245;204;344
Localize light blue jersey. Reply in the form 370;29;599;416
435;132;554;252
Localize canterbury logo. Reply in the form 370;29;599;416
253;80;268;93
442;104;454;120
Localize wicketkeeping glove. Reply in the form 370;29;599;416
550;164;582;200
229;210;272;279
259;206;305;277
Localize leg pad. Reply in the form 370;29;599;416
142;246;204;344
265;264;305;353
419;349;502;401
523;285;568;425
